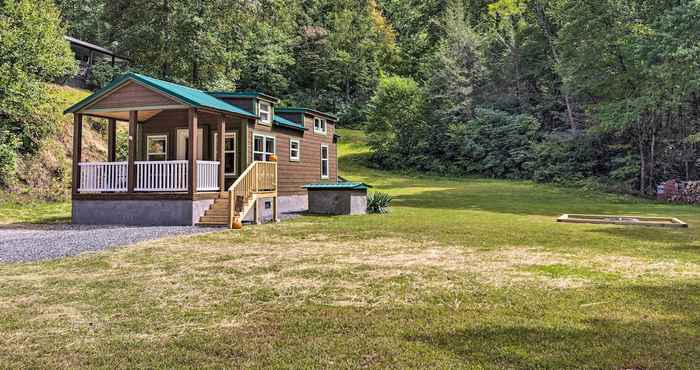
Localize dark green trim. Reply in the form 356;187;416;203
304;182;372;190
273;115;305;131
208;91;280;103
276;107;338;121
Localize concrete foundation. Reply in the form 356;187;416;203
72;199;215;226
242;194;308;223
307;189;367;215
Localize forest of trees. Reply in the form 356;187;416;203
3;0;700;196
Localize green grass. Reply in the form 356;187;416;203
0;198;70;224
1;129;699;368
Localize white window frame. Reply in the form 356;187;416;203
213;132;237;175
253;133;276;162
146;134;168;161
289;138;301;162
259;101;271;124
314;117;327;134
320;144;329;179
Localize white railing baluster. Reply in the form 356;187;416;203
78;162;128;193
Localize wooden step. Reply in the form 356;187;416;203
199;215;229;223
196;221;228;226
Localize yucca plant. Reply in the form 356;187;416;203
367;192;392;214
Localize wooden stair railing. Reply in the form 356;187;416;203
228;161;277;228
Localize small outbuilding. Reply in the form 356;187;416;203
304;182;371;215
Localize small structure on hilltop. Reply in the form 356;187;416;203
64;36;130;90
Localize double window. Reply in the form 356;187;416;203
253;134;275;161
213;132;237;175
259;101;271;123
146;135;167;161
320;144;329;179
314;118;327;134
289;139;300;161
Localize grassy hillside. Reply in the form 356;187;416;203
1;129;699;368
0;84;105;211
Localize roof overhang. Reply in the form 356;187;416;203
65;73;257;122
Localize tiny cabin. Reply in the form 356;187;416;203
65;72;338;227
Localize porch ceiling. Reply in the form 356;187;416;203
85;109;165;122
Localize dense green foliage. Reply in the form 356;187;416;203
0;0;75;185
362;0;700;195
10;0;699;195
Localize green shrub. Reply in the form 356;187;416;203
532;132;598;183
89;60;127;89
445;109;541;179
0;131;19;186
365;75;428;170
367;192;392;214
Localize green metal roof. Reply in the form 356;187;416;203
208;91;280;103
65;72;257;118
273;115;305;131
276;107;338;121
303;182;372;190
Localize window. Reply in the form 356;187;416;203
314;117;327;134
289;139;300;161
146;135;167;161
213;132;237;175
253;134;275;161
320;144;329;179
259;101;271;123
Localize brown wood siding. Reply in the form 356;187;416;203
247;113;337;196
142;109;245;173
89;81;179;110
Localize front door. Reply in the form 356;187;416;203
176;128;204;160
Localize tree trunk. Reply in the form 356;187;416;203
532;1;578;131
639;140;646;194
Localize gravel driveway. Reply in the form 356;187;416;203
0;224;222;263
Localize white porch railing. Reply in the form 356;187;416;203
78;162;128;192
197;161;220;192
78;160;219;193
135;160;189;192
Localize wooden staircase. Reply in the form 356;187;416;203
196;161;277;227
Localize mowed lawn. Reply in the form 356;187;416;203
1;130;700;369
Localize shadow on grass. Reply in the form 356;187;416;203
380;179;695;220
407;284;700;368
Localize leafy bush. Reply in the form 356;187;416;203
89;60;127;89
365;75;428;170
445;109;541;179
367;192;392;214
0;131;19;186
532;132;598;183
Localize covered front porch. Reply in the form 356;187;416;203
68;73;256;199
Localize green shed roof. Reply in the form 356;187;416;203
276;107;338;121
273;115;305;131
303;182;372;190
65;72;257;119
